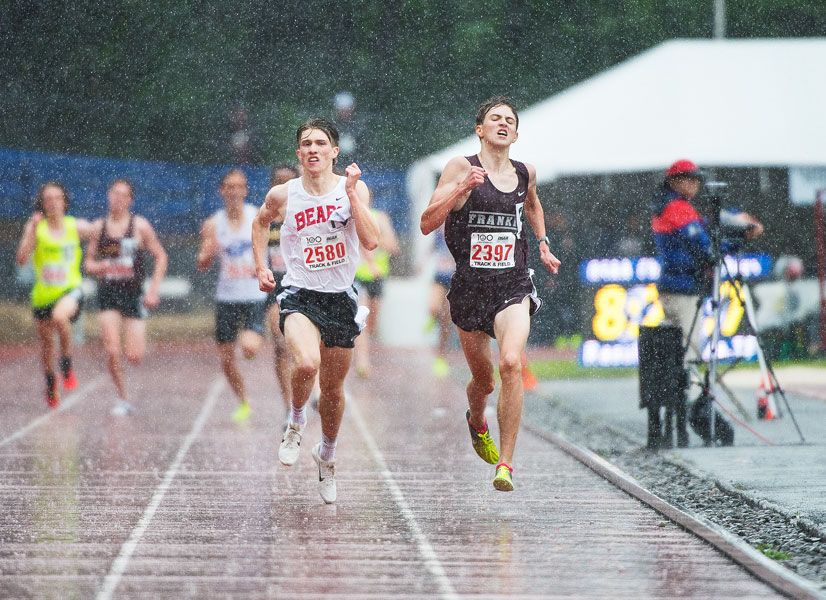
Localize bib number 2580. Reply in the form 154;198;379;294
302;232;348;271
470;232;515;269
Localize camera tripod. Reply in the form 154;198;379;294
682;184;805;446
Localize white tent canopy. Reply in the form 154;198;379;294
410;38;826;184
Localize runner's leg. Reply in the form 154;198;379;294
123;317;147;365
268;304;292;413
218;342;246;401
317;345;351;443
99;310;127;400
457;328;495;430
493;298;532;466
283;312;322;413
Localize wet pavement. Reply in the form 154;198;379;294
0;342;784;598
528;369;826;528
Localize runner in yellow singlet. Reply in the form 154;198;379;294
16;182;96;407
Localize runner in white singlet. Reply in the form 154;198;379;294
252;118;379;504
197;168;266;423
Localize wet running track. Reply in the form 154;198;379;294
0;342;785;598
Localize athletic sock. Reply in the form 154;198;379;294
318;433;337;462
60;356;72;377
290;405;307;428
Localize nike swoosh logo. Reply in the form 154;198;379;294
517;191;525;196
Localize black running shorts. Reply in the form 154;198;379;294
277;286;361;349
447;269;541;338
97;284;147;319
215;301;266;343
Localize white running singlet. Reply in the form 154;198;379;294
214;204;267;303
280;177;361;292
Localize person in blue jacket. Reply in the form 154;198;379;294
640;159;762;449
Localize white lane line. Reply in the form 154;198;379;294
95;377;225;600
348;393;459;600
0;376;106;449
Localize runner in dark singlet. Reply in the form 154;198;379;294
420;96;561;492
85;178;168;416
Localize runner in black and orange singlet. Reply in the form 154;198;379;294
420;96;561;492
85;179;168;416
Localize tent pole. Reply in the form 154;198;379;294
815;191;826;352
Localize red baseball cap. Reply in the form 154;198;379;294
666;159;702;179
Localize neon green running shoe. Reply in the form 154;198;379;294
432;356;450;378
466;410;499;464
232;401;251;423
493;463;514;492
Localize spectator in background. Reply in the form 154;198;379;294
197;169;267;423
16;182;96;408
639;159;763;449
227;105;263;165
84;179;168;416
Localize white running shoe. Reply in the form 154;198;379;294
312;443;337;504
278;423;304;466
111;400;135;417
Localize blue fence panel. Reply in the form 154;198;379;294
0;148;411;236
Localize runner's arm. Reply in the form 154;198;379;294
83;220;106;276
196;217;218;272
15;213;42;266
420;156;483;235
76;218;97;241
378;211;400;256
137;217;168;307
344;166;379;251
524;164;561;275
252;184;287;292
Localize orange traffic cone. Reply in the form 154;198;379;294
756;379;776;420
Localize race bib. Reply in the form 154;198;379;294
470;232;515;269
41;263;68;286
103;256;135;281
302;231;348;271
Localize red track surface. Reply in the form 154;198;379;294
0;341;782;598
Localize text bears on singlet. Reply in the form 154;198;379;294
445;155;529;278
279;176;361;293
215;204;267;303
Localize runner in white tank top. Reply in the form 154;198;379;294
252;118;379;504
215;203;267;303
197;169;267;424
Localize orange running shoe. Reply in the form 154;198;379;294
62;369;78;391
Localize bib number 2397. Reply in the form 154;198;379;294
302;232;348;271
470;232;515;269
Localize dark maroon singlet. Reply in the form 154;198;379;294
445;155;529;280
444;155;540;337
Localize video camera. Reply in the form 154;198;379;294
702;181;756;249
